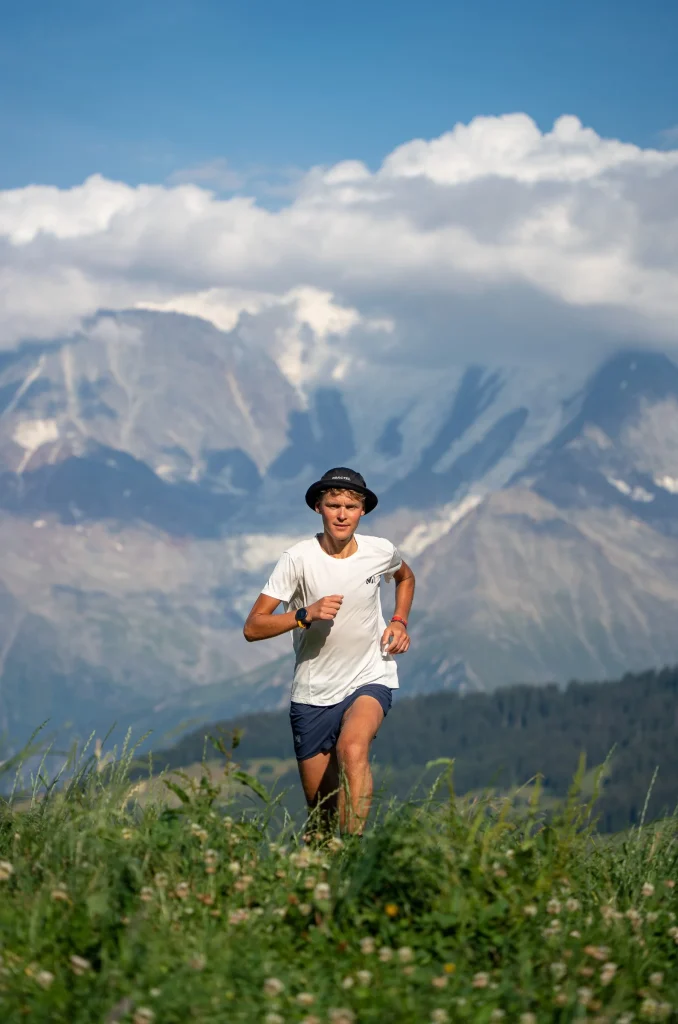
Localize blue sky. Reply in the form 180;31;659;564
1;0;676;190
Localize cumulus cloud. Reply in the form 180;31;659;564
1;113;677;377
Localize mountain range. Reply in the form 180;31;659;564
1;308;678;752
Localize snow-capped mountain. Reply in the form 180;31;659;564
1;308;677;748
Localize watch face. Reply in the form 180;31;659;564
296;608;308;623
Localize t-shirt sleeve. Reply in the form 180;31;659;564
383;543;403;583
261;551;300;605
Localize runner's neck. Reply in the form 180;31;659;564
317;532;358;559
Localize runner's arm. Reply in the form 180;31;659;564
243;593;344;642
392;560;415;623
243;594;297;642
382;560;415;654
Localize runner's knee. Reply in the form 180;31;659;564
336;736;369;766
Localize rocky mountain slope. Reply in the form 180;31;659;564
1;309;677;750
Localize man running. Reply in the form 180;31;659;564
243;467;415;834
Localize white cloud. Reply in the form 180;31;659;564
1;113;677;376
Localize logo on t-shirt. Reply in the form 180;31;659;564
366;575;378;584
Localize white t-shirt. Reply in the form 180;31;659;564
261;534;403;706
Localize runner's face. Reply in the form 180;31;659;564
317;491;364;541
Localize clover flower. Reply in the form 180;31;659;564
397;946;414;963
356;970;372;986
472;972;489;989
359;937;375;954
190;823;208;843
431;976;448;989
263;977;285;997
576;987;593;1007
600;961;617;985
642;882;655;897
290;849;313;869
431;1011;449;1024
35;970;54;989
296;992;315;1006
378;946;393;962
228;908;249;924
70;955;91;976
313;882;331;901
133;1010;155;1024
0;861;14;881
584;945;610;961
328;1010;355;1024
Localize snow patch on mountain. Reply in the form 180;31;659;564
654;475;678;495
13;418;60;450
606;477;655;502
400;494;483;558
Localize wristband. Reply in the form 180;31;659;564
391;615;408;628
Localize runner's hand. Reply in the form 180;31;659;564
306;595;343;622
382;620;410;654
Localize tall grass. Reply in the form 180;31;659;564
0;737;676;1023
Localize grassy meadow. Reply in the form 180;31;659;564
0;733;677;1023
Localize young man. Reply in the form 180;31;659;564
243;467;415;834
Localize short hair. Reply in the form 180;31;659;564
317;487;365;506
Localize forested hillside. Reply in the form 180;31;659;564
151;666;678;833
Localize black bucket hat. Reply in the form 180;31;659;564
305;467;378;515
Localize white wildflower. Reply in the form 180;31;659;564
263;977;285;997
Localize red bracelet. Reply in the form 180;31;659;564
391;615;408;628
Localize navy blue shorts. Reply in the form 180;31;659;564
290;684;393;762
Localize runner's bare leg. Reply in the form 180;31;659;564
297;750;339;832
335;695;385;834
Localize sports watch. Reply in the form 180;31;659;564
295;608;311;629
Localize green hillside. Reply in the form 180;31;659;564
1;728;677;1022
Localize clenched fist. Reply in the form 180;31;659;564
306;595;343;622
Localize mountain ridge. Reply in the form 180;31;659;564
1;309;678;749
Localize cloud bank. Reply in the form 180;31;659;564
1;113;677;378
